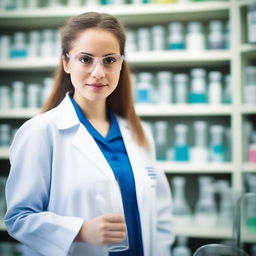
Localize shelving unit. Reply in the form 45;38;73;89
0;0;255;252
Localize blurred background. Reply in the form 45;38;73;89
0;0;256;255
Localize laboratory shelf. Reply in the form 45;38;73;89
0;50;231;71
0;219;6;231
136;104;233;116
0;147;9;159
0;109;40;119
0;2;230;28
240;44;256;55
241;105;256;114
174;224;256;243
158;162;234;173
242;163;256;173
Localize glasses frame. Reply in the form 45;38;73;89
65;52;125;74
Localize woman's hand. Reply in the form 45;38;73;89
76;214;127;246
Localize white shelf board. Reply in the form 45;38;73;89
0;219;6;231
159;162;234;173
242;163;256;172
0;147;9;159
241;105;256;114
136;104;233;116
0;50;231;70
174;224;232;240
174;223;256;243
0;2;230;27
240;43;256;54
0;108;40;119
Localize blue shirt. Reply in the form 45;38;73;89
69;95;144;256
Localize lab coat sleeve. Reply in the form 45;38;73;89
4;119;84;256
142;122;175;256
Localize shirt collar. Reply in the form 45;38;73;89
69;94;122;142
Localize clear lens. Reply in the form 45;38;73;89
67;53;124;73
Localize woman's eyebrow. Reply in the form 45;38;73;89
79;52;117;57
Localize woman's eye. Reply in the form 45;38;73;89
80;55;92;64
103;57;116;64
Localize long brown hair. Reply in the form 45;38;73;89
42;12;149;149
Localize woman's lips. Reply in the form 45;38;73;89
87;83;107;91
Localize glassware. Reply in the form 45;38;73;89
94;180;129;252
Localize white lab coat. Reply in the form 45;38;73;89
5;93;174;256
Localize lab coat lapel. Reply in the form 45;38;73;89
72;124;115;179
55;93;114;179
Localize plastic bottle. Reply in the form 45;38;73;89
151;25;165;51
167;22;185;50
245;174;256;232
223;74;231;104
27;84;40;108
12;81;25;109
156;71;172;104
186;22;205;51
244;66;256;104
42;77;53;106
174;124;190;162
172;236;192;256
28;30;40;58
189;68;207;104
0;86;11;109
174;74;188;104
137;28;151;51
216;180;234;227
10;32;27;59
172;176;192;225
0;124;11;147
208;20;225;49
209;125;225;162
191;121;208;163
195;176;218;226
136;72;154;104
154;121;168;160
40;29;55;57
0;35;11;60
247;0;256;43
248;132;256;163
208;71;223;104
225;20;231;49
126;30;137;52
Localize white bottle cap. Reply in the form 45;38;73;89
209;20;223;32
191;68;206;78
174;74;188;83
12;81;24;90
14;32;26;43
29;30;40;42
156;71;172;82
168;22;183;32
187;22;203;33
209;71;222;81
138;72;153;82
137;28;150;39
152;25;165;36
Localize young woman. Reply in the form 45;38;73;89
5;12;174;256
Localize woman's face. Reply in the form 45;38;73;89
63;28;122;105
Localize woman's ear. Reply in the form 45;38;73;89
62;56;70;74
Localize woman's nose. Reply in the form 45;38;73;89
90;61;105;79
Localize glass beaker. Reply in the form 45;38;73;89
193;244;249;256
94;179;129;252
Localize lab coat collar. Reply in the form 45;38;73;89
55;92;80;130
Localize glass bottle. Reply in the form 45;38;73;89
209;125;225;162
156;71;173;104
195;176;218;226
207;20;225;49
167;22;185;50
208;71;223;104
189;68;207;104
186;22;205;51
172;236;192;256
174;124;190;162
172;176;192;225
174;74;188;104
154;121;168;160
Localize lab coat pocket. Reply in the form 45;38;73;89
145;166;157;189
